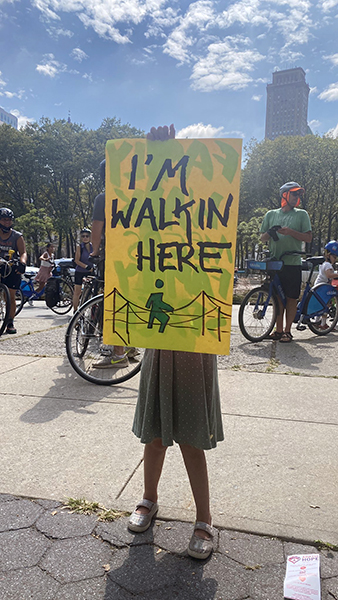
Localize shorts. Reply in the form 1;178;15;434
278;265;302;299
74;271;88;286
3;270;21;290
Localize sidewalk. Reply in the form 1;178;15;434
1;304;338;598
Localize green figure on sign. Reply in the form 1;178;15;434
146;279;174;333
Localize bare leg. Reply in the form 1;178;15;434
179;443;211;539
72;284;82;311
136;438;167;515
9;288;16;320
285;297;298;333
275;296;285;333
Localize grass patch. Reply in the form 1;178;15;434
63;497;130;521
314;540;338;552
265;358;280;373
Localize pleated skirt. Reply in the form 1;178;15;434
132;349;224;450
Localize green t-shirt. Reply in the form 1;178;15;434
260;207;312;265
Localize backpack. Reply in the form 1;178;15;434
45;277;60;308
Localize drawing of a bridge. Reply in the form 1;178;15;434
104;287;232;346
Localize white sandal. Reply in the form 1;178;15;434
128;499;158;532
188;521;214;559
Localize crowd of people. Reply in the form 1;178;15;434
1;125;338;559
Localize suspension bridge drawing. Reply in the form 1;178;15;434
104;285;232;346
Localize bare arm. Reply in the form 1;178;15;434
17;236;27;264
90;220;104;256
260;232;270;243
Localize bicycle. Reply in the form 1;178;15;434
238;252;338;342
65;258;143;385
15;266;74;316
0;257;12;336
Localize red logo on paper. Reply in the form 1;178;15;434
289;556;301;564
299;576;306;582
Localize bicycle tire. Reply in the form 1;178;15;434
15;287;25;316
50;278;73;315
65;294;143;385
238;286;278;342
0;283;11;336
306;295;338;335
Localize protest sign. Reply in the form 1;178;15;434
103;137;242;354
284;554;321;600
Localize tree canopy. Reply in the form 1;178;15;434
0;117;144;263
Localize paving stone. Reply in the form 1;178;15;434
322;577;338;599
219;530;284;567
40;536;113;583
95;516;156;548
248;563;285;600
0;498;43;532
0;529;51;571
102;577;137;599
34;499;63;510
107;545;182;594
136;585;192;599
55;576;107;599
0;566;60;599
176;552;250;600
0;494;20;503
36;509;97;539
153;520;220;555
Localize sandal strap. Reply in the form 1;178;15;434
194;521;214;537
135;498;156;511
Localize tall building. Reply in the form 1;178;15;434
265;68;310;140
0;107;18;129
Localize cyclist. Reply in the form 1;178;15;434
90;160;132;368
260;182;312;342
0;207;27;334
313;240;338;330
73;228;93;311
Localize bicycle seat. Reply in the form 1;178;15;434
24;273;35;280
306;256;324;267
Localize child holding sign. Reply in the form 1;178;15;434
128;126;224;560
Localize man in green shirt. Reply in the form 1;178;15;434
260;182;312;342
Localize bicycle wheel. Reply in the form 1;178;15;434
238;286;278;342
0;283;11;336
65;294;143;385
50;278;73;315
307;297;338;335
15;288;25;316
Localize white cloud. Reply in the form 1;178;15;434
190;38;264;92
324;53;338;67
46;26;74;38
36;53;67;77
10;109;35;129
319;82;338;101
325;123;338;138
252;94;262;101
309;119;321;129
309;86;318;95
70;48;89;62
320;0;338;12
176;123;226;138
82;72;93;82
0;71;6;88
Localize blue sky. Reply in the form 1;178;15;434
1;0;338;143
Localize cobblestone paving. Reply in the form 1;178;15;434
0;494;337;600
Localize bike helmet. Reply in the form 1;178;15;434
324;240;338;255
280;182;305;208
100;159;105;185
0;207;14;232
80;227;91;235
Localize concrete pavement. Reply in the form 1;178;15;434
0;303;338;598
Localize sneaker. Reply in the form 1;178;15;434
6;323;17;334
92;354;129;369
28;299;34;307
125;346;140;359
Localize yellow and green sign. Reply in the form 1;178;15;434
103;137;242;355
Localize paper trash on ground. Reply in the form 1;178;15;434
284;554;320;600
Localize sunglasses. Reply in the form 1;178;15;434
290;191;303;197
81;234;90;238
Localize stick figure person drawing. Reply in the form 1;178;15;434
146;279;174;333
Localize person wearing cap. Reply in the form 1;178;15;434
260;182;312;342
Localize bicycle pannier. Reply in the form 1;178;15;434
45;277;60;308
